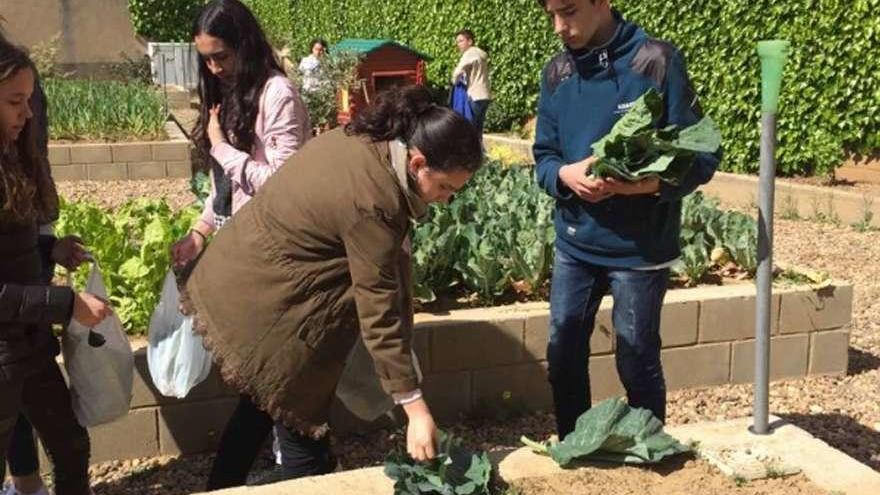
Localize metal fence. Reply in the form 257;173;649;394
148;42;199;90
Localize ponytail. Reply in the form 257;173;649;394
347;85;482;173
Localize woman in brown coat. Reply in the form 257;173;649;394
0;39;112;495
184;85;483;489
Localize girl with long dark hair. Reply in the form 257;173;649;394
0;22;92;495
172;0;310;267
0;38;112;495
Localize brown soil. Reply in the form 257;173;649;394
507;458;828;495
56;178;194;212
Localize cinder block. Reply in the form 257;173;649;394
809;330;850;375
158;398;237;455
699;292;780;342
88;409;159;464
730;334;809;384
152;142;189;161
590;354;626;401
166;160;193;178
131;348;231;408
472;362;551;413
660;299;699;347
429;318;524;371
662;343;731;390
128;161;167;179
523;304;613;362
87;163;128;181
523;313;549;361
50;164;86;181
421;371;472;422
48;145;70;165
779;285;853;334
111;143;152;162
69;143;112;164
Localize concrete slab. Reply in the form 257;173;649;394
667;416;880;495
194;466;393;495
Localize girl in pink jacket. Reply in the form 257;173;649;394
172;0;310;267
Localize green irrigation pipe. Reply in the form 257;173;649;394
751;39;791;435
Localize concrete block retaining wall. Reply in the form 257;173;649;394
48;122;191;182
42;282;852;466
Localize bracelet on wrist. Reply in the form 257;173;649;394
191;229;208;243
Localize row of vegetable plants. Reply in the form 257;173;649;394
56;162;757;335
44;78;168;142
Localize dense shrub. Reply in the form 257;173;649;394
247;0;879;176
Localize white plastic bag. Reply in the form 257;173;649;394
62;262;134;427
147;270;211;398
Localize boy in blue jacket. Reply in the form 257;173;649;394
533;0;721;438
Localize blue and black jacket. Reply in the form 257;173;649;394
534;12;721;268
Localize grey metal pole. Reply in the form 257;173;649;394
752;112;776;435
751;40;790;435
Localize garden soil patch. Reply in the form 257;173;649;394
507;458;827;495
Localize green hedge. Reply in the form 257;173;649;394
250;0;878;176
239;0;293;46
128;0;206;42
128;0;879;176
618;0;880;175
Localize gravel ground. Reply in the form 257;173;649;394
45;179;880;493
56;179;194;212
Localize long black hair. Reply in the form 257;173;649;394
347;85;483;173
191;0;283;169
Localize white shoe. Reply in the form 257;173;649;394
0;485;49;495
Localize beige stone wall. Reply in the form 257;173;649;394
49;122;191;181
39;282;852;467
1;0;144;65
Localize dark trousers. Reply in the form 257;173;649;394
469;99;491;137
6;413;40;476
0;362;91;495
547;249;668;439
206;395;335;490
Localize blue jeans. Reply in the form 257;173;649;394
547;249;668;438
469;99;490;137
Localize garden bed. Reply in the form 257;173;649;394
35;278;850;469
41;172;863;483
45;78;191;181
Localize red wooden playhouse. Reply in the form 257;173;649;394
331;38;432;125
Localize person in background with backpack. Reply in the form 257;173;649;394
451;29;491;138
0;37;111;495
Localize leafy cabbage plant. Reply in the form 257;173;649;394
385;430;492;495
591;88;721;185
522;397;689;466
